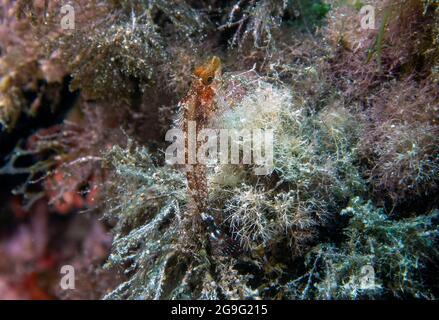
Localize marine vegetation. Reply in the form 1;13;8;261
0;0;438;299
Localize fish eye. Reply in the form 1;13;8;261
205;76;214;85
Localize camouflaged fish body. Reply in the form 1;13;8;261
177;56;242;256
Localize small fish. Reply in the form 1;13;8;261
178;56;222;216
178;57;243;257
